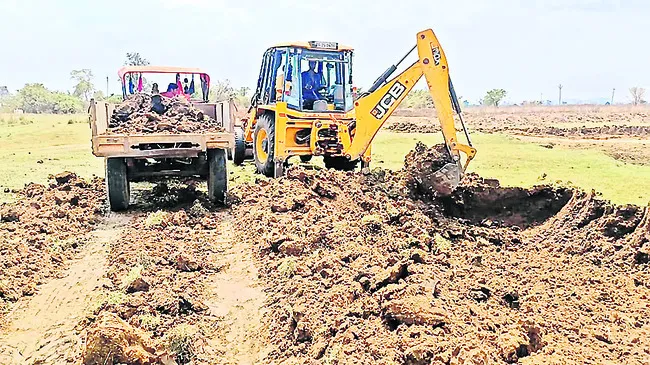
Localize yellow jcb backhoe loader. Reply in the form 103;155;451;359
233;29;476;194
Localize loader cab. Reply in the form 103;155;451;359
252;42;355;113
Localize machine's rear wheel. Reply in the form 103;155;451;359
106;158;130;211
324;156;359;172
299;155;313;163
233;127;247;166
253;114;275;177
207;149;227;205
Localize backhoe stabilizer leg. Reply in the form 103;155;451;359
273;160;284;178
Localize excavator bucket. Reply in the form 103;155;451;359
428;162;462;197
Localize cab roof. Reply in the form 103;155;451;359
269;41;354;52
117;66;210;80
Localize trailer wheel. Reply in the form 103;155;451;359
299;155;313;163
106;158;130;211
324;156;359;172
253;114;275;177
207;149;227;205
233;127;247;166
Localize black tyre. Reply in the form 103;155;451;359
299;155;313;163
253;114;275;177
106;158;130;211
233;127;247;166
323;156;359;172
207;149;227;205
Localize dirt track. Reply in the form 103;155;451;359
0;144;648;364
0;215;127;364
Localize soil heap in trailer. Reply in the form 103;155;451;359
89;66;236;211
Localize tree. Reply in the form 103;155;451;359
14;84;83;114
18;83;54;113
209;79;236;102
70;69;95;101
51;92;84;114
93;90;105;101
482;89;507;107
235;86;251;109
238;86;250;96
630;87;646;106
0;89;18;112
123;53;151;93
124;52;150;66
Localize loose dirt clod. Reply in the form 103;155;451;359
107;94;224;135
83;312;162;365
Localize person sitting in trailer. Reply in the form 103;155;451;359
161;83;178;98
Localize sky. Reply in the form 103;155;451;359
0;0;648;104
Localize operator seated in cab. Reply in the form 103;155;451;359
301;60;325;110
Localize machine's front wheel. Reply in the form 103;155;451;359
253;114;276;177
106;158;130;211
207;149;227;205
233;127;247;166
323;156;359;172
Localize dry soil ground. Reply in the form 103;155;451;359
0;106;649;364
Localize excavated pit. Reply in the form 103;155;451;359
440;175;573;229
403;142;574;229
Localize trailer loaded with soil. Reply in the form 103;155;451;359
89;66;235;211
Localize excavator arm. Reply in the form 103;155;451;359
346;29;476;191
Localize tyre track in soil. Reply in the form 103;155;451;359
0;213;132;365
200;214;268;364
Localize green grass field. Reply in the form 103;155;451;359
372;132;650;205
1;113;648;205
0;114;103;201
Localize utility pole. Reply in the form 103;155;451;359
611;88;615;104
558;84;563;105
106;76;109;97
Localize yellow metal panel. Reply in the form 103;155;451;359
346;63;423;160
274;103;288;160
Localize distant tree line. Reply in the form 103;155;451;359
1;52;646;114
0;52;253;114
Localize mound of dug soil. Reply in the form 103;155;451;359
230;144;649;364
490;125;650;139
108;94;224;135
0;172;104;315
387;121;439;134
468;111;650;136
